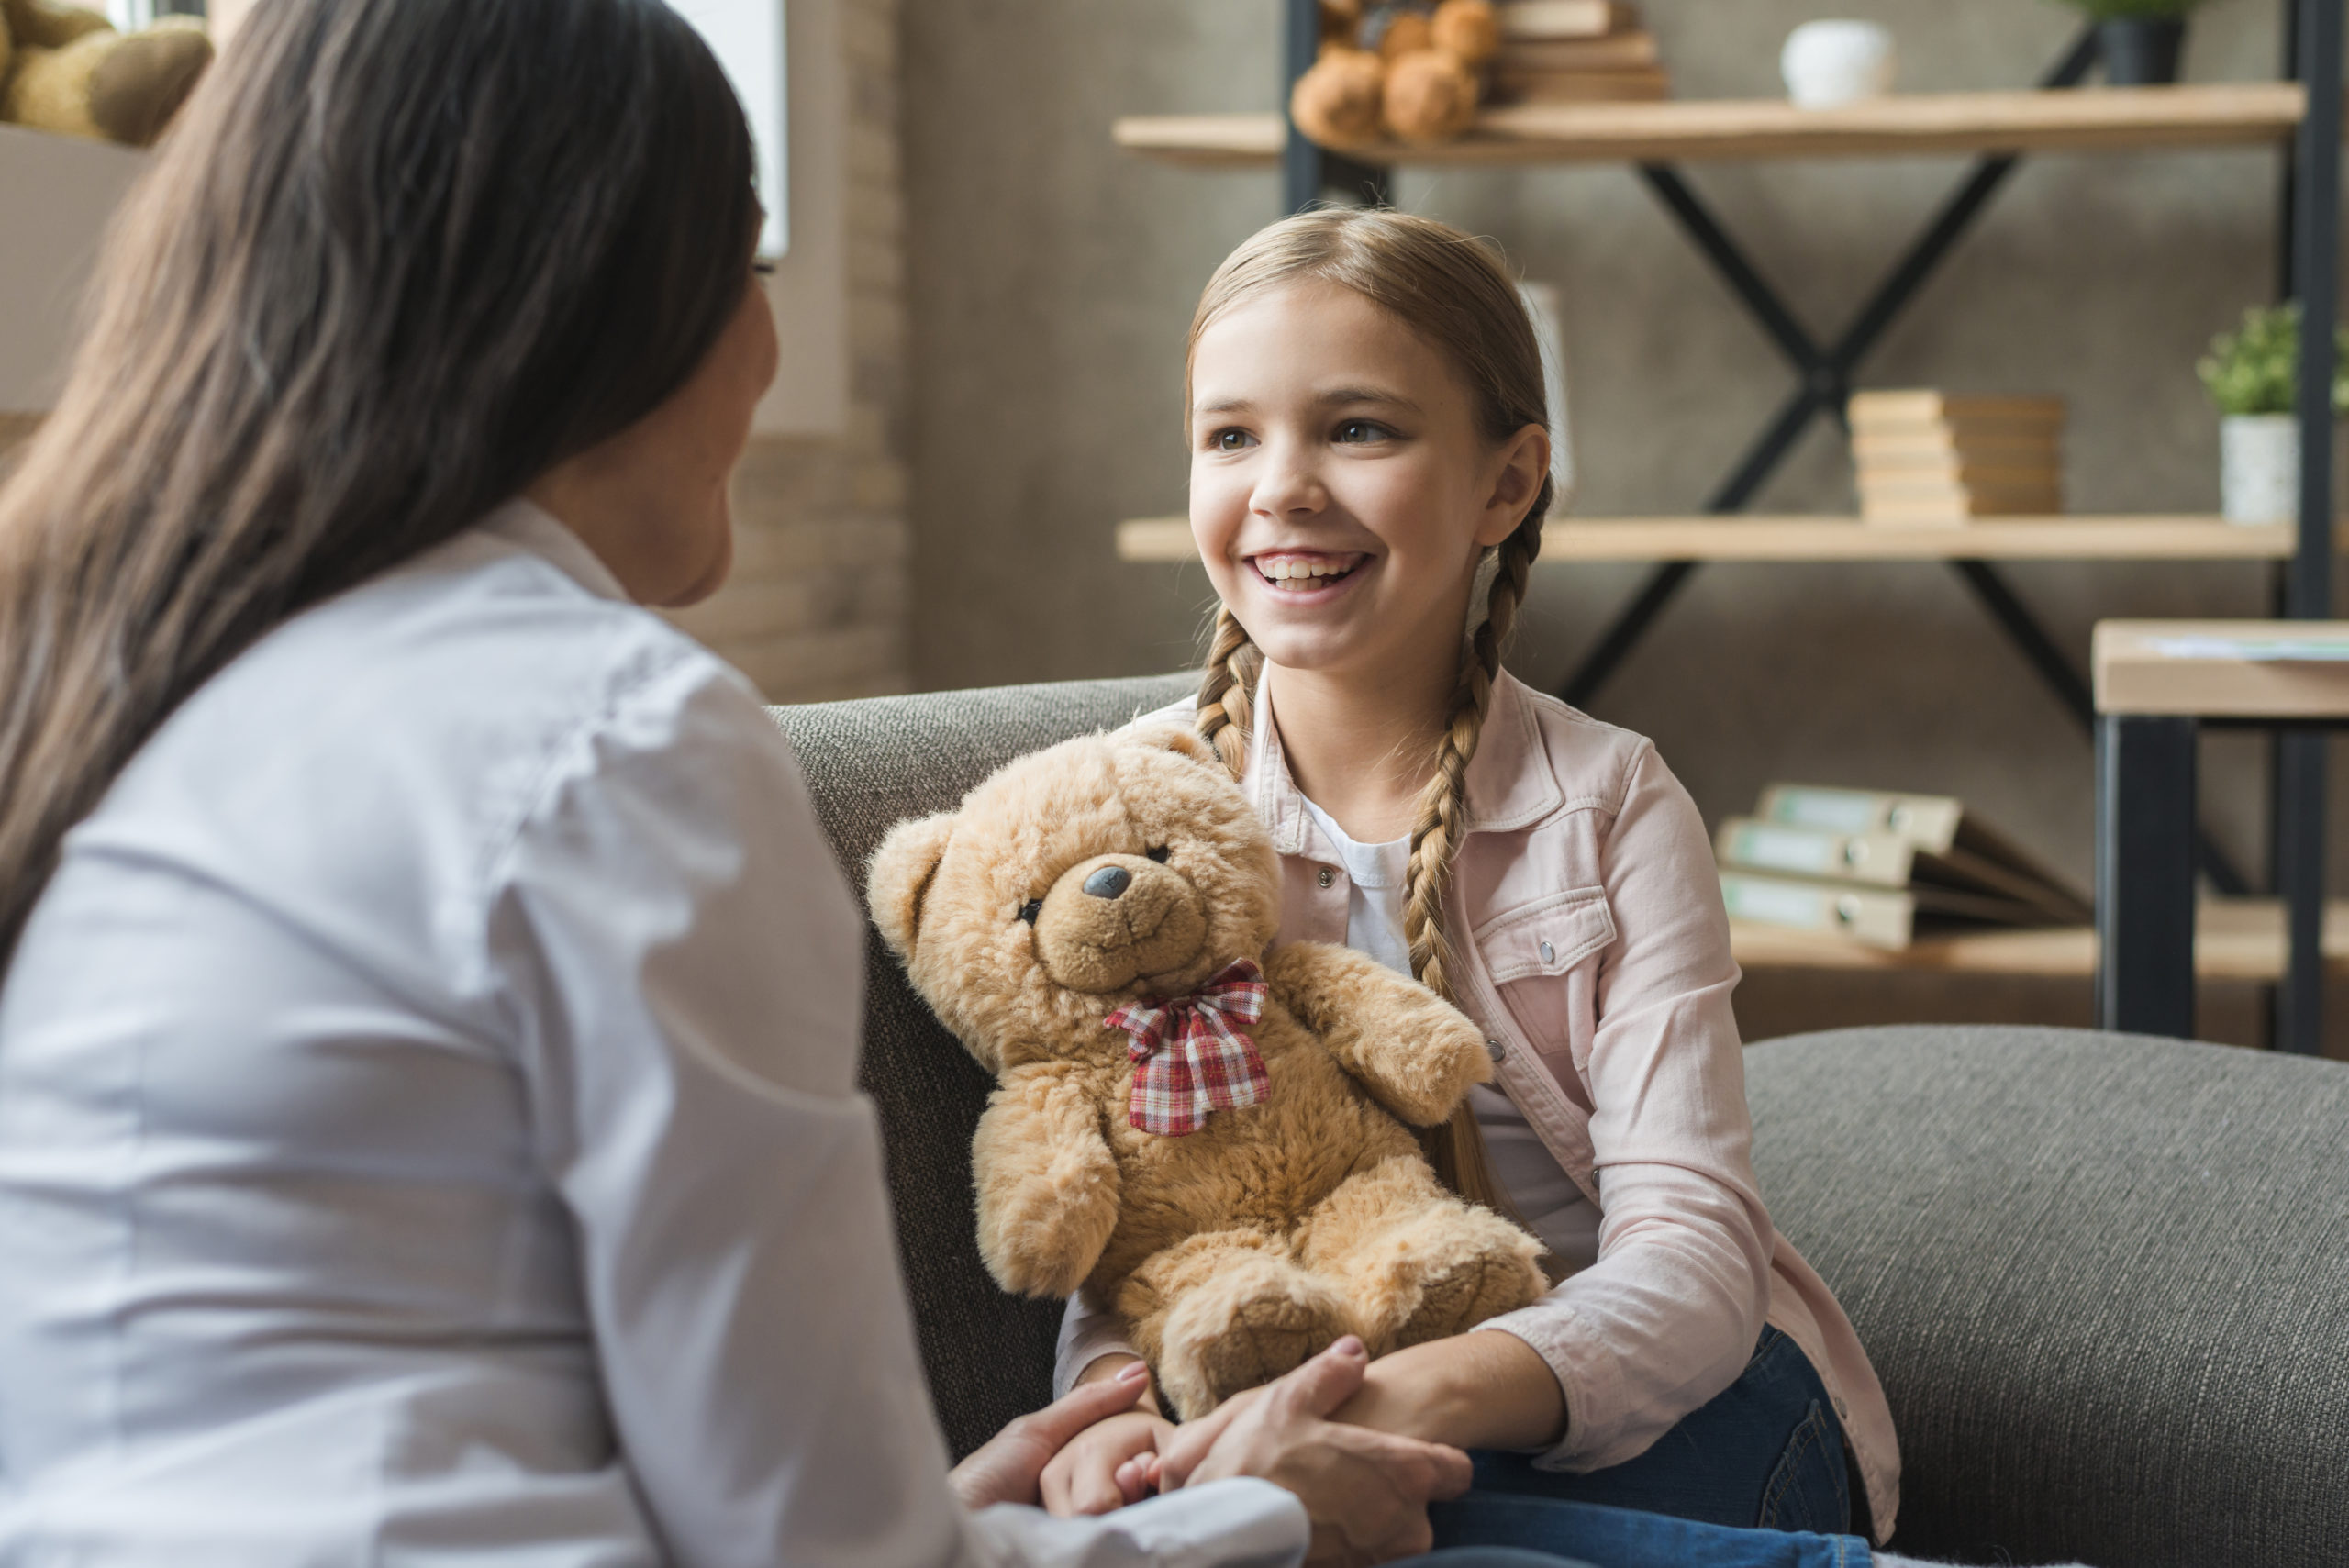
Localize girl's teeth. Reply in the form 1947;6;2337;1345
1263;558;1348;582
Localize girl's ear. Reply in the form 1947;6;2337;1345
1477;421;1552;547
866;812;956;960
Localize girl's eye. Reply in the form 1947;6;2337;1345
1334;419;1390;444
1018;899;1042;925
1209;428;1255;452
1146;845;1172;863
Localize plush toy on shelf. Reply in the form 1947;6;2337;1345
1291;0;1501;149
2;0;213;147
867;725;1544;1419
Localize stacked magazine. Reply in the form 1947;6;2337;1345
1716;784;2090;951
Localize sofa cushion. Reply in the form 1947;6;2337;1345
773;674;1195;1461
1747;1025;2349;1567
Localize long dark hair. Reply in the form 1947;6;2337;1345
0;0;760;962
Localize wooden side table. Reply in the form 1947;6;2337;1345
2094;621;2349;1048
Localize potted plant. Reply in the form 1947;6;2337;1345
2197;303;2349;524
2060;0;2206;86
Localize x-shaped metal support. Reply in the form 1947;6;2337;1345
1547;24;2254;895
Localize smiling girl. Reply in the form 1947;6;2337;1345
1044;208;1901;1549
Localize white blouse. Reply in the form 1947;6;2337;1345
0;502;1305;1568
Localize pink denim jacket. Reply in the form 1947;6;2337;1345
1133;673;1900;1538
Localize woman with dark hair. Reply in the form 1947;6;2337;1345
0;4;1950;1565
0;0;1493;1562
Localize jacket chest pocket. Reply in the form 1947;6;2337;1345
1474;888;1615;1072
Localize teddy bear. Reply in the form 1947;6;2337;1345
1291;0;1500;150
3;0;214;147
868;725;1545;1419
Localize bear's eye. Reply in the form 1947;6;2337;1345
1018;898;1043;925
1146;845;1172;863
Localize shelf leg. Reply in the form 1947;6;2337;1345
2277;731;2328;1053
2098;714;2199;1040
2275;0;2342;1054
1283;0;1388;213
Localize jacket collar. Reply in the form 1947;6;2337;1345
1243;668;1564;853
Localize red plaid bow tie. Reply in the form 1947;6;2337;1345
1103;959;1271;1137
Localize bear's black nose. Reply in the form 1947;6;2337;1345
1083;865;1132;899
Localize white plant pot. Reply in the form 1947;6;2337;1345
1780;21;1897;108
2221;413;2304;525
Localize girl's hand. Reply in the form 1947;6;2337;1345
1039;1407;1176;1516
1153;1331;1565;1490
1147;1383;1266;1492
1163;1338;1473;1567
949;1360;1153;1509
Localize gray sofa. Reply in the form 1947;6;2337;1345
774;675;2349;1568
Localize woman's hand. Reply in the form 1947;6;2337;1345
1039;1407;1175;1516
949;1360;1153;1510
1163;1337;1474;1567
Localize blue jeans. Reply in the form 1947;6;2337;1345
1431;1326;1858;1557
1405;1499;1870;1568
1396;1552;1598;1568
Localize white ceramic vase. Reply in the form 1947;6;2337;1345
2221;412;2300;524
1780;20;1897;108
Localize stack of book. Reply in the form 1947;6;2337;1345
1715;784;2090;951
1490;1;1669;104
1849;391;2065;526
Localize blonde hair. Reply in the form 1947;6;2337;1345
1187;208;1552;1214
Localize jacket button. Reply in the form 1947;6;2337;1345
1539;940;1555;964
1316;867;1336;889
1485;1038;1508;1063
1832;1396;1850;1419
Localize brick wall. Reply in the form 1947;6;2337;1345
665;0;911;703
0;0;911;708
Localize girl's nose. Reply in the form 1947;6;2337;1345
1251;439;1326;517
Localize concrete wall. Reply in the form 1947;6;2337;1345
903;0;2338;917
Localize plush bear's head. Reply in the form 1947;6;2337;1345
868;727;1281;1072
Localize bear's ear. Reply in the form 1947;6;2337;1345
866;812;955;960
1123;724;1221;772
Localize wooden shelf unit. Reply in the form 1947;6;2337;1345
1117;515;2336;565
1116;4;2349;1049
1114;83;2308;170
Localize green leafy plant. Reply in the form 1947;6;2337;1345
2198;303;2349;417
2055;0;2204;17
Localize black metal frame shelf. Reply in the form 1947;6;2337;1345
1177;0;2346;1051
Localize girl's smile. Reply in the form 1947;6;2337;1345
1249;550;1370;595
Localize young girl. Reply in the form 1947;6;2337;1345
1041;207;1901;1548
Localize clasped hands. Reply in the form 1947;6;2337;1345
948;1337;1470;1566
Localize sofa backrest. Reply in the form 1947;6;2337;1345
772;674;1194;1460
1747;1024;2349;1568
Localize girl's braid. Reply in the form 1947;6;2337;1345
1402;510;1544;1206
1195;605;1263;781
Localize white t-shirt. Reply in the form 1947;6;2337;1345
1293;797;1601;1272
